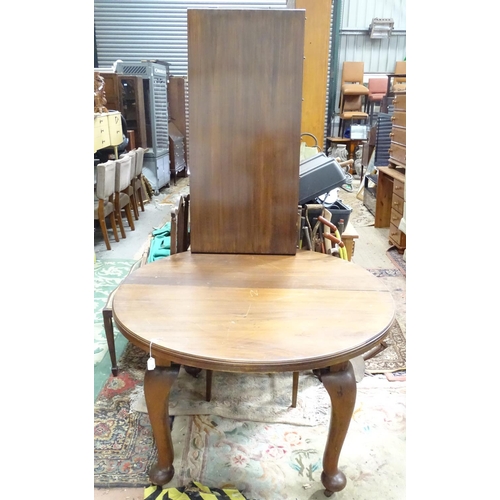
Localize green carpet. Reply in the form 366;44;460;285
94;258;138;400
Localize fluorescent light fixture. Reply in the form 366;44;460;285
369;18;394;39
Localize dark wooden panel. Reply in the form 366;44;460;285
188;9;305;255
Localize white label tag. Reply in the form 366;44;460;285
147;357;156;370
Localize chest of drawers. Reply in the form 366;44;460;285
374;166;406;253
388;92;406;168
94;111;123;157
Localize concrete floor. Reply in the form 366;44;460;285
94;176;403;500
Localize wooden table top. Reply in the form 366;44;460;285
112;251;395;373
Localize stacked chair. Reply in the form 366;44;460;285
393;60;406;91
118;146;147;222
364;76;388;125
94;160;120;251
113;155;136;238
337;61;369;137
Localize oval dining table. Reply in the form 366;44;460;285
112;250;395;496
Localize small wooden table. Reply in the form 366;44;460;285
112;251;394;496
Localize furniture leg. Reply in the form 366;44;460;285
125;204;136;231
342;238;354;261
206;369;213;402
131;193;139;220
144;364;180;486
99;218;111;251
115;207;126;238
320;361;357;497
139;177;147;211
291;371;299;408
102;308;118;375
110;210;120;243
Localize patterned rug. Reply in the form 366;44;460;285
336;180;375;228
387;245;406;276
94;371;406;497
94;259;138;365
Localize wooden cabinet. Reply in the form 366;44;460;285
375;166;406;253
381;89;406;253
95;72;148;149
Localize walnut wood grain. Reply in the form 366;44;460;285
113;252;394;373
187;9;305;255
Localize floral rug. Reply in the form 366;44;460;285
94;368;406;497
94;259;138;365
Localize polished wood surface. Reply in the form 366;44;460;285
113;251;394;372
187;9;305;255
112;251;394;494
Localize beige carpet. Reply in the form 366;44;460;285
130;363;334;426
168;375;406;500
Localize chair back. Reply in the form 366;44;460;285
393;61;406;87
341;62;365;85
394;60;406;75
127;149;137;182
115;155;132;193
135;147;145;177
95;160;116;200
368;77;388;96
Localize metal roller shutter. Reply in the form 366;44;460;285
94;0;288;75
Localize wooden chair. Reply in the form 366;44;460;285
337;62;369;137
94;160;120;251
113;155;136;238
102;258;144;376
103;194;190;376
120;149;140;220
338;94;369;138
338;62;369;111
364;76;388;124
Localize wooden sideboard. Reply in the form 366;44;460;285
94;111;123;159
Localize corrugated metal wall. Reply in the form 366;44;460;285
95;0;406;139
332;0;406;115
94;0;288;75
